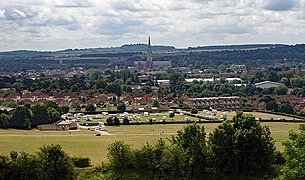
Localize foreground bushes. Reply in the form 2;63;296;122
0;144;82;180
106;112;278;179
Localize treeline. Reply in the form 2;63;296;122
0;69;138;94
105;113;278;179
98;112;304;179
0;102;69;129
0;144;90;180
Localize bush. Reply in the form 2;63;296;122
191;107;198;114
106;117;113;125
123;117;129;125
113;117;120;126
71;156;91;168
107;141;134;170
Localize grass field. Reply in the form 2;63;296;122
0;122;303;165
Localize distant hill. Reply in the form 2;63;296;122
0;44;175;59
187;44;289;51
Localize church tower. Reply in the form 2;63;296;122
146;36;153;69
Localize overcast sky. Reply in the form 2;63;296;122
1;0;305;51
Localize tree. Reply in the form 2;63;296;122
123;117;129;125
31;105;50;127
113;116;120;126
107;140;134;170
85;104;96;113
267;70;280;82
142;86;152;94
170;124;208;177
280;77;290;86
274;86;288;95
208;112;276;176
117;103;126;112
191;107;198;114
106;117;113;125
47;107;61;122
0;113;11;128
169;112;175;119
278;103;294;114
38;144;75;180
152;100;160;107
72;102;81;111
266;101;278;111
11;106;32;129
280;124;305;179
106;83;121;96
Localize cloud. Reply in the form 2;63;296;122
264;0;297;11
0;0;305;51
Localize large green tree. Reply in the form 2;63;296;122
31;105;50;126
170;124;208;177
280;124;305;179
208;111;276;176
11;106;31;129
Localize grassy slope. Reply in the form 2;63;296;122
0;122;302;165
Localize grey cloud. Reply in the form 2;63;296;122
264;0;297;11
4;8;32;20
205;25;253;35
111;1;144;12
54;0;92;8
98;18;143;36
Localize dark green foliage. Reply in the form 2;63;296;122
274;86;288;95
38;144;76;180
47;107;61;122
107;140;134;170
267;70;280;82
266;101;278;111
191;107;198;114
113;116;120;126
106;83;121;96
106;117;113;125
11;106;31;129
0;144;76;180
170;123;208;177
31;104;50;127
208;111;276;176
122;117;129;125
152;100;160;107
71;156;91;168
278;103;294;114
280;124;305;179
85;104;96;113
116;103;126;112
0;113;11;128
169;112;175;118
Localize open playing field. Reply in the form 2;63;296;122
0;122;303;165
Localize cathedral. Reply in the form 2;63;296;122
134;36;171;70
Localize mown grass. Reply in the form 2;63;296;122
0;122;302;165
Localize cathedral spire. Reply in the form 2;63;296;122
147;36;152;55
146;36;153;68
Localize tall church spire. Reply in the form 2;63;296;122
146;36;153;69
147;36;152;55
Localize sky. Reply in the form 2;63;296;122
1;0;305;51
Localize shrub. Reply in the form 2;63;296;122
71;156;91;168
191;107;198;114
107;141;134;170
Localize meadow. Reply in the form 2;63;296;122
0;122;302;165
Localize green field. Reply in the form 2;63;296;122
0;122;303;165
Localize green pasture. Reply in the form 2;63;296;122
0;122;303;165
